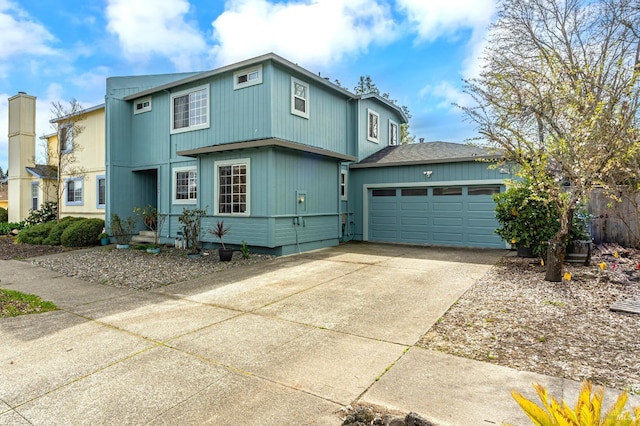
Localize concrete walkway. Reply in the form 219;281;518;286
1;242;637;425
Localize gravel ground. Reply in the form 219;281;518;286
419;248;640;395
30;245;274;290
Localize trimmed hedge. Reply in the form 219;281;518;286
0;207;7;223
61;218;105;247
16;222;57;245
43;217;83;246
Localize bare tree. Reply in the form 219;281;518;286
461;0;640;281
40;99;87;221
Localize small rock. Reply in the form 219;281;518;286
405;412;434;426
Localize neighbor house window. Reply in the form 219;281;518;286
170;84;209;134
60;123;74;153
367;109;379;143
340;171;348;200
134;96;151;114
65;177;83;205
233;65;263;90
389;120;398;146
173;166;197;204
216;158;250;215
96;175;106;208
291;77;309;119
31;182;39;211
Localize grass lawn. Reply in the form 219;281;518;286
0;288;58;317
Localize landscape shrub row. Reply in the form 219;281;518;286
16;217;105;247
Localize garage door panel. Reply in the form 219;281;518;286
368;186;504;248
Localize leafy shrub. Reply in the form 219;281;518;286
493;183;591;256
510;380;639;426
43;217;82;246
109;214;137;245
22;201;57;227
60;218;105;247
0;207;7;223
0;222;22;235
16;222;57;245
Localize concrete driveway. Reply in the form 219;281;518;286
1;242;564;425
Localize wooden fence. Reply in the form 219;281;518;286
588;189;640;248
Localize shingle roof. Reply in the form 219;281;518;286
351;141;499;169
26;165;58;179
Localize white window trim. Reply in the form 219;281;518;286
291;77;309;119
214;158;251;216
170;84;210;134
172;166;197;205
367;109;379;143
134;96;152;114
31;182;39;211
340;171;348;201
389;119;399;146
65;177;84;206
233;64;263;90
96;175;106;209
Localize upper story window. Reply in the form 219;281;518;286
171;84;210;134
60;123;74;153
340;171;348;200
173;166;197;204
134;96;152;114
291;77;309;119
389;120;398;146
367;109;379;143
234;65;263;90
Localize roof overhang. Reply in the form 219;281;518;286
124;52;356;102
350;155;500;169
50;103;105;124
25;165;58;179
177;138;357;162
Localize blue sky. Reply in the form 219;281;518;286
0;0;497;172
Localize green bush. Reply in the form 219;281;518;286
60;218;105;247
16;222;57;245
0;207;7;223
43;217;82;246
22;201;57;227
0;222;22;235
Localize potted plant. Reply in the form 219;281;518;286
134;205;167;254
178;207;206;258
209;220;233;261
98;229;110;246
109;213;136;249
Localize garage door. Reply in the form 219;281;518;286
368;185;504;248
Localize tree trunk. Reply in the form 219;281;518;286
545;238;565;282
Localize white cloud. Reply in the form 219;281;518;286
210;0;397;68
105;0;207;71
397;0;495;42
0;0;57;61
420;80;474;111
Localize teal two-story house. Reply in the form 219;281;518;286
105;53;509;255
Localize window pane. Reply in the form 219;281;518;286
98;178;106;205
218;164;247;214
173;95;189;129
294;97;306;113
175;170;197;200
468;186;501;196
369;113;378;139
433;187;462;196
401;188;427;196
372;189;396;197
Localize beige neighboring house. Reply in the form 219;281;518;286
7;92;105;222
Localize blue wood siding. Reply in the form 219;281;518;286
357;98;404;160
270;62;352;155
